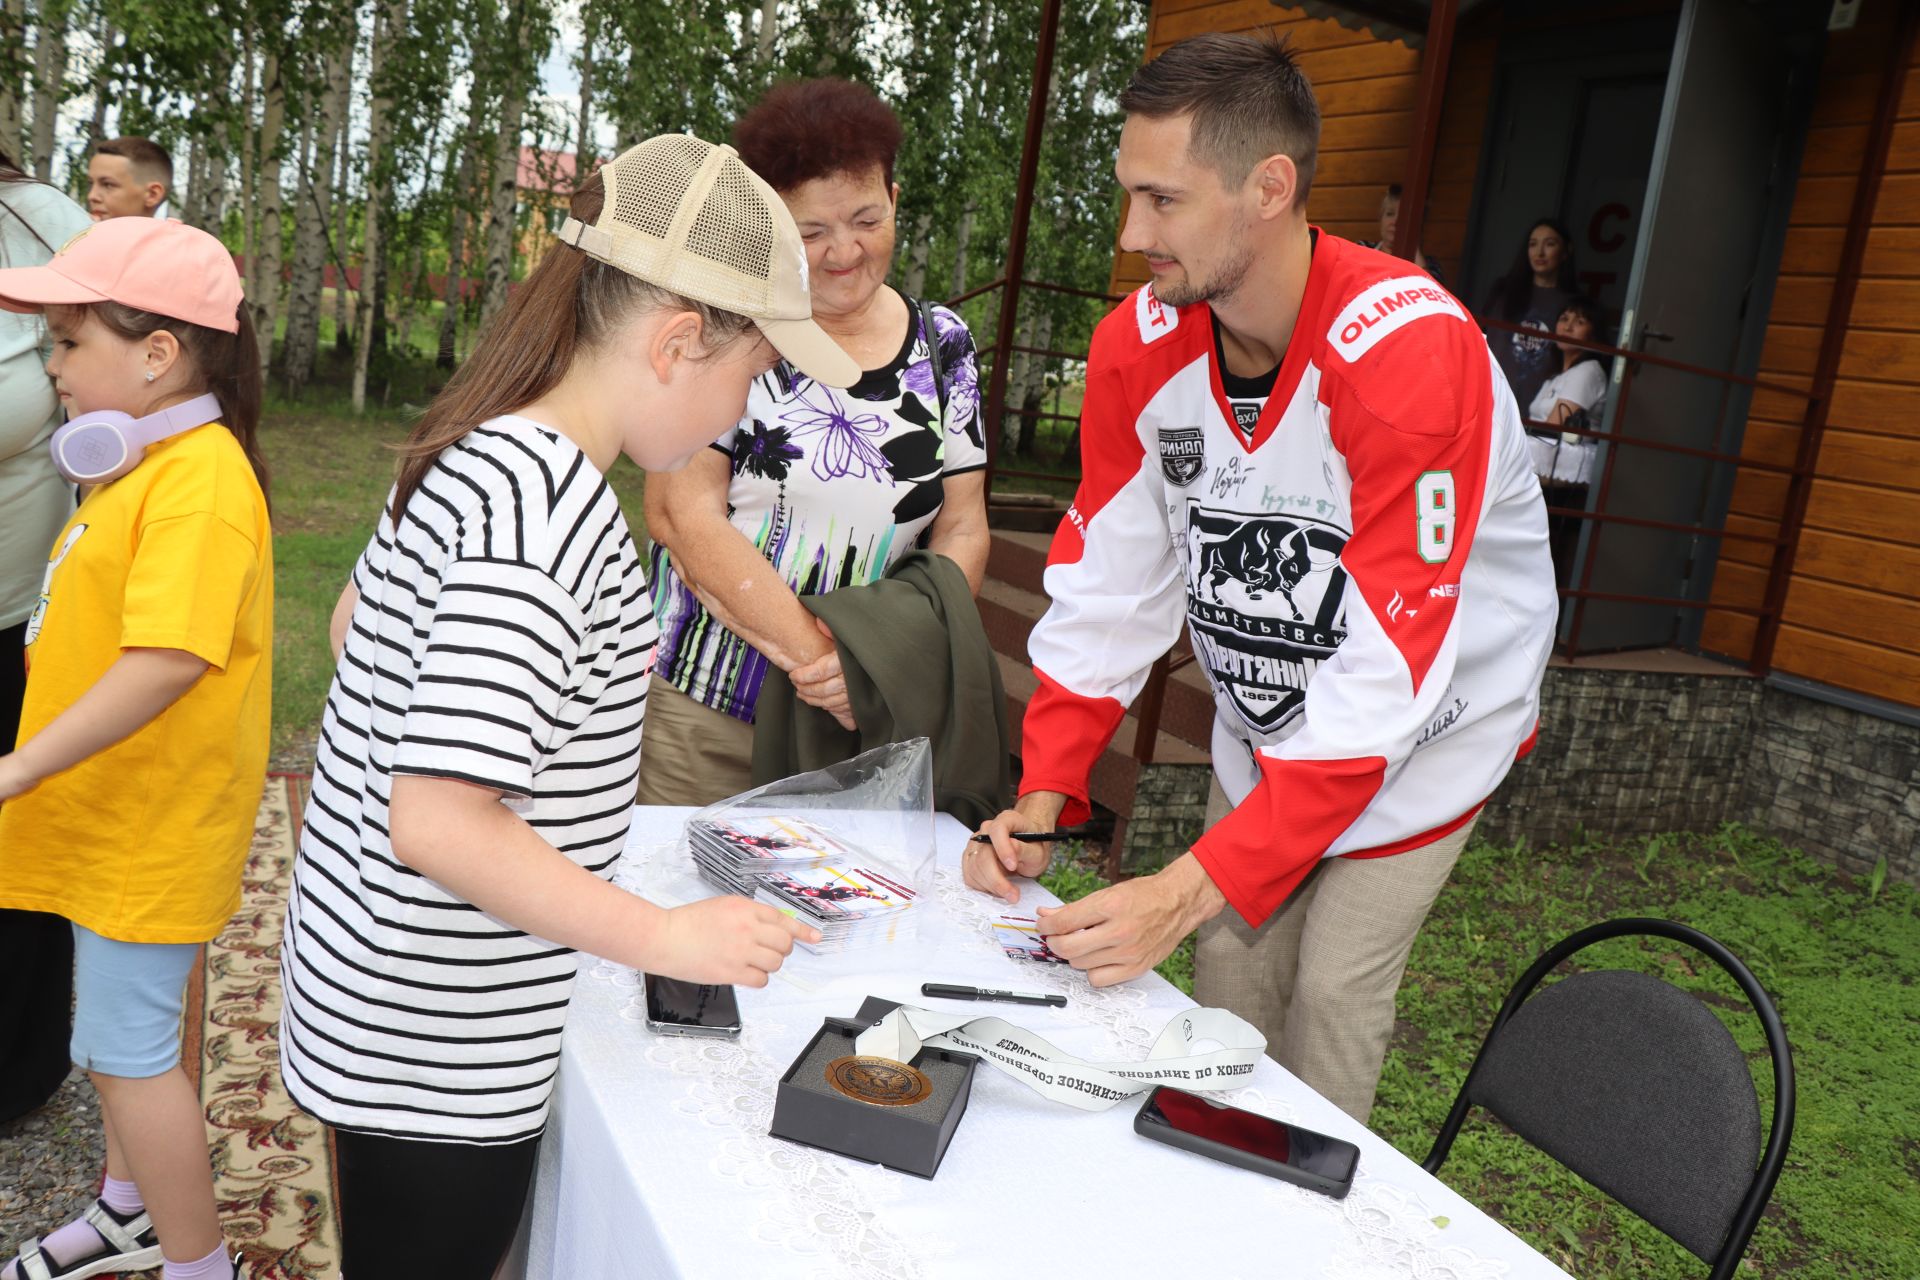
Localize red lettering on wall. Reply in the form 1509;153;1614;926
1589;204;1630;254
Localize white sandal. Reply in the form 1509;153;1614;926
9;1200;164;1280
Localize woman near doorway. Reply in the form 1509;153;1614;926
638;78;990;806
1484;218;1579;411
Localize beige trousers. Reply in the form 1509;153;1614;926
633;677;756;807
1193;779;1476;1124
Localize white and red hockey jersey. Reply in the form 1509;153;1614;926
1022;232;1557;927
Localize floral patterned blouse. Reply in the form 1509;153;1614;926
650;293;985;722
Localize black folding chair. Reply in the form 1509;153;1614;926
1423;918;1795;1279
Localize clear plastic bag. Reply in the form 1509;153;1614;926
672;739;938;961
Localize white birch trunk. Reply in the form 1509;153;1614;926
0;0;25;164
285;35;350;395
331;71;353;353
83;17;111;150
437;129;480;368
480;0;531;335
253;52;287;377
239;37;257;286
575;0;595;169
755;0;777;65
27;0;66;181
353;0;406;413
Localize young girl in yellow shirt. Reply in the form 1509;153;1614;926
0;217;271;1280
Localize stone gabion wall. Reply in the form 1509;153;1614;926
1742;687;1920;881
1469;668;1918;886
1479;668;1761;846
1119;763;1212;876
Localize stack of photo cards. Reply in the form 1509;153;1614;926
687;814;918;953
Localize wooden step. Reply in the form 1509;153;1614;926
986;529;1054;597
997;652;1209;827
986;494;1071;534
979;569;1215;751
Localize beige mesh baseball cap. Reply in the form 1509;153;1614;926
556;134;858;388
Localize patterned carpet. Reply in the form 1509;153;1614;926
182;773;339;1280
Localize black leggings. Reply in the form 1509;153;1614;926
333;1128;541;1280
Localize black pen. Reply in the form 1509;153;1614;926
921;983;1067;1008
968;828;1087;845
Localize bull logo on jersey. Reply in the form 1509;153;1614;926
1159;427;1205;486
1184;504;1349;733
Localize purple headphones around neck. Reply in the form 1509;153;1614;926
49;393;225;485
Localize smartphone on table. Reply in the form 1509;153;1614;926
1134;1086;1359;1199
642;974;743;1038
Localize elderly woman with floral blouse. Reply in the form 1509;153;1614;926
638;78;990;805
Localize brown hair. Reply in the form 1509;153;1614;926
69;300;269;502
390;171;757;519
1119;31;1320;201
94;137;174;188
732;79;904;193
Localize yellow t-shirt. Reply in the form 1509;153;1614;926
0;422;272;943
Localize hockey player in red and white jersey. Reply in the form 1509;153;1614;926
967;34;1557;1122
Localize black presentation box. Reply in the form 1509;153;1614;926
768;997;979;1179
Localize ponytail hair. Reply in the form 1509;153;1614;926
82;300;270;505
389;169;757;520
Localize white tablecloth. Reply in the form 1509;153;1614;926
520;808;1572;1280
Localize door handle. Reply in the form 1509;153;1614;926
1640;328;1675;345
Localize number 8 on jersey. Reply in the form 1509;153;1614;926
1416;471;1455;564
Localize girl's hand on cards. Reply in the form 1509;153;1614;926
652;896;820;988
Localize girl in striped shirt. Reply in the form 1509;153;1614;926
279;136;855;1280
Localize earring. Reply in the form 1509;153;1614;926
145;370;156;382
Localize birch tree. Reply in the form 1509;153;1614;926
285;19;352;395
0;0;25;162
479;0;544;334
574;0;598;169
436;127;480;368
353;0;406;412
250;46;288;375
331;72;352;353
28;0;67;180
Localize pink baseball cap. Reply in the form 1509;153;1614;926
0;217;244;333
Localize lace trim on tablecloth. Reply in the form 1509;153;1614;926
595;846;1513;1280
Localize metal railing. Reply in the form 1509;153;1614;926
1481;315;1819;661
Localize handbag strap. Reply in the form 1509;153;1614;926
916;296;948;425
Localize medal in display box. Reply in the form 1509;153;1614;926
769;997;979;1179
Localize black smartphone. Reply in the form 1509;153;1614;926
1135;1086;1359;1199
642;974;742;1038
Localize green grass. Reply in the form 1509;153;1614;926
258;374;649;765
1047;829;1920;1278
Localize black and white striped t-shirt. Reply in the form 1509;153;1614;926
280;417;654;1143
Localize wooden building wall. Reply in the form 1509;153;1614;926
1701;5;1920;709
1109;3;1498;306
1113;2;1422;294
